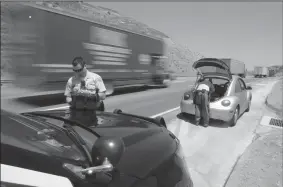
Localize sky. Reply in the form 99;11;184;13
90;2;282;70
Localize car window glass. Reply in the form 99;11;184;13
209;78;228;85
37;115;98;153
239;79;246;89
2;114;88;162
235;80;242;93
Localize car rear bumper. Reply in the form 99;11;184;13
180;99;235;122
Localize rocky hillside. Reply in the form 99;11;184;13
269;65;283;77
37;1;204;75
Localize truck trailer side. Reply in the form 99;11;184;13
220;58;246;78
1;2;170;97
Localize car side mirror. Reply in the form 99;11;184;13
63;137;125;184
246;86;252;90
87;136;125;173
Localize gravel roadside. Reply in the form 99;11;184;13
224;78;283;187
266;79;283;118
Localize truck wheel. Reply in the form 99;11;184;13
245;101;251;112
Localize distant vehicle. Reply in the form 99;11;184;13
261;67;269;77
254;66;263;78
1;109;194;187
220;58;246;78
1;164;73;187
180;58;252;127
268;69;276;77
254;66;269;78
1;2;171;97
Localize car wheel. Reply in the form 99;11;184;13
229;106;239;127
245;102;251;112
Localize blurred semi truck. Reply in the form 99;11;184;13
254;66;268;78
220;58;246;78
1;2;171;97
254;66;262;78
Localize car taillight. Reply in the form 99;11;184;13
221;100;231;106
184;94;190;100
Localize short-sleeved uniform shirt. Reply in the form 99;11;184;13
64;71;106;98
64;71;106;110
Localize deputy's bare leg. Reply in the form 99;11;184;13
202;92;210;127
195;104;201;126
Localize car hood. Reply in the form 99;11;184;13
21;110;178;179
192;58;232;79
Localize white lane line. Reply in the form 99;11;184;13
150;107;180;118
44;106;69;111
253;83;267;86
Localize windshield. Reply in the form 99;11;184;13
1;111;91;162
25;114;99;152
208;78;230;85
198;66;228;75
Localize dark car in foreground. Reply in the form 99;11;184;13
1;109;193;187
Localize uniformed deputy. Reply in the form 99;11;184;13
193;74;215;127
64;56;107;126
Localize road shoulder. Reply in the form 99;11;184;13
224;126;282;187
265;79;283;118
224;78;283;187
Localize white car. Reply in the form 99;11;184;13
180;58;252;126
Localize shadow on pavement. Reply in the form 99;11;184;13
177;112;231;128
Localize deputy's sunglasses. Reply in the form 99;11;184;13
73;66;84;72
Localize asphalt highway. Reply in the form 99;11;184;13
0;76;269;119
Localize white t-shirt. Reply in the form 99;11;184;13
196;84;210;91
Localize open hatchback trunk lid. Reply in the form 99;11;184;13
192;58;232;79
